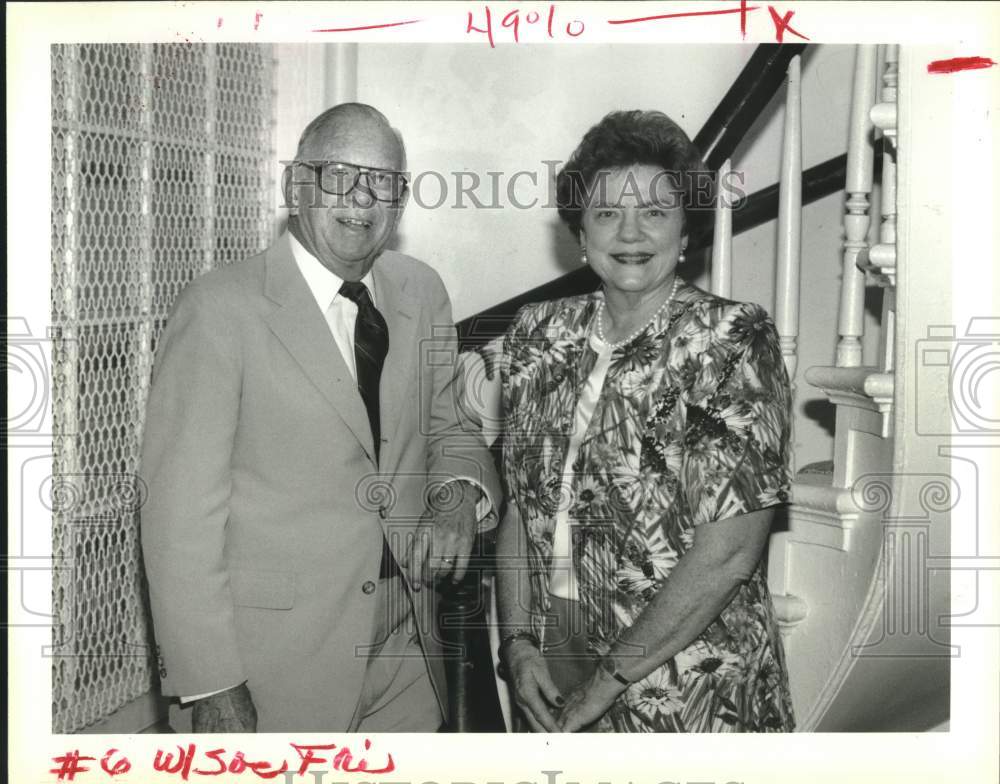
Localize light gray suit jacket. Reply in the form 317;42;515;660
140;232;501;731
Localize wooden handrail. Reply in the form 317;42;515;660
695;43;809;171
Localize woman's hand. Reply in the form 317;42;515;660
505;640;565;732
557;666;627;732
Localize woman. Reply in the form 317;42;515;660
495;110;795;733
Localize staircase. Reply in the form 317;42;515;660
770;45;952;730
450;43;954;732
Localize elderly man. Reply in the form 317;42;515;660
140;103;500;732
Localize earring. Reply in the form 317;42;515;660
581;247;589;265
677;252;685;264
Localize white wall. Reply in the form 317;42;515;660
354;43;755;319
274;44;331;222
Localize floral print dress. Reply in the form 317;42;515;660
499;283;795;732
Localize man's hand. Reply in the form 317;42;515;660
191;683;257;733
505;640;564;732
405;480;481;589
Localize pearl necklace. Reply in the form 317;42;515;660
595;277;681;349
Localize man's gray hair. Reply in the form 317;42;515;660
295;102;407;170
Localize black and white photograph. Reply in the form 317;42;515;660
6;2;999;782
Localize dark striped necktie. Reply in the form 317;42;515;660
338;280;399;580
338;280;389;463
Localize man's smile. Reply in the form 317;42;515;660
336;216;373;230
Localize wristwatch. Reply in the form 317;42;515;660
598;655;633;686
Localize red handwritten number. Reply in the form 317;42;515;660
467;4;584;44
501;9;520;42
466;7;495;47
100;749;131;777
50;751;96;781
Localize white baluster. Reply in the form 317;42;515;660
775;56;802;394
710;158;733;298
768;57;803;630
836;45;878;368
866;44;898;289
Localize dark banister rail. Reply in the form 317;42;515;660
695;43;809;171
442;42;843;732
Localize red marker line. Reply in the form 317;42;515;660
927;56;997;74
608;6;760;25
313;19;422;33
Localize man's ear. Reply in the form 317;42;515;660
281;165;295;213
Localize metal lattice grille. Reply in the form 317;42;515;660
51;43;275;733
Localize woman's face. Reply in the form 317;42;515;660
580;164;686;298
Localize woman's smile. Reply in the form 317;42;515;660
610;252;654;265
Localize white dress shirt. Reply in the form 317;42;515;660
289;232;374;381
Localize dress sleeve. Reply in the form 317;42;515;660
499;304;537;495
680;302;792;527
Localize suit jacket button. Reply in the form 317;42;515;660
362;580;377;595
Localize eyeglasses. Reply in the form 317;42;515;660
294;160;408;203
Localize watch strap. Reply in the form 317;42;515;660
599;655;633;686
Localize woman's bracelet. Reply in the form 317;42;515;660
496;629;541;679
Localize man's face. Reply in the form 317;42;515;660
287;115;406;281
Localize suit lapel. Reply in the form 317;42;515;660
373;259;418;469
263;234;376;462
